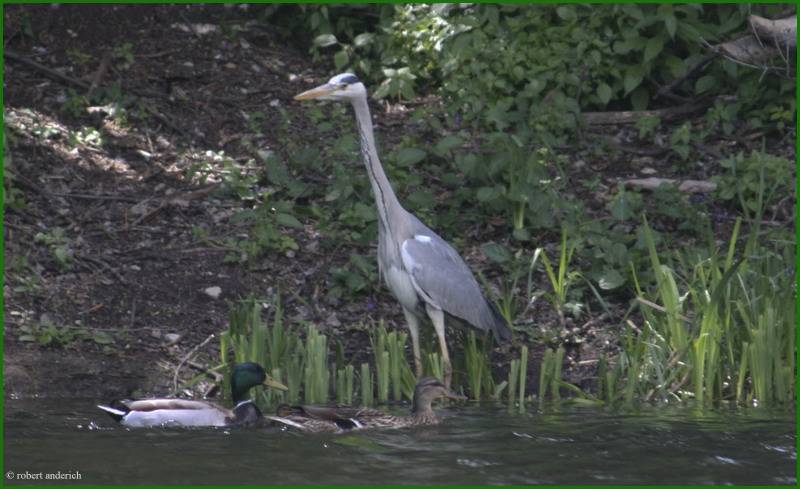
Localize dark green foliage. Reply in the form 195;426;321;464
273;4;791;144
213;5;794;410
714;151;796;220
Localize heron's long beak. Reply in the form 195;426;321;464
294;83;337;101
263;375;288;391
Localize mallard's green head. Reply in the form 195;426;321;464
231;362;288;403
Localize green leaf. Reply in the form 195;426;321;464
395;147;426;167
556;6;575;21
399;81;415;100
407;190;435;209
434;135;463;156
695;75;717;94
92;331;114;345
353;33;374;48
663;14;677;39
631;86;649;111
623;67;643;95
476;186;498;201
333;50;349;70
482;242;512;264
313;34;338;47
349;253;374;275
263;154;291;186
597;83;612;105
598;269;625;290
644;36;664;63
276;213;303;229
665;56;686;78
613;39;635;55
512;228;530;241
324;188;341;202
609;188;640;221
722;59;738;79
372;80;390;100
54;247;69;264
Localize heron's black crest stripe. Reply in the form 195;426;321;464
340;74;360;84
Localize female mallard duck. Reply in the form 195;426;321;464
267;377;465;433
97;362;287;428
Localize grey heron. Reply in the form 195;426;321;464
295;73;512;388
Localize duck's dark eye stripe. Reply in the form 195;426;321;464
339;74;359;84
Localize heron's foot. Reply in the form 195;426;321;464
414;356;423;379
443;359;453;390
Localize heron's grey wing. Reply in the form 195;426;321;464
400;234;510;340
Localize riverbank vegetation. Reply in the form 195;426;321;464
4;4;794;407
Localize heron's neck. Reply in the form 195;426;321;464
351;97;402;231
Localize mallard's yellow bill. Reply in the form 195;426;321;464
263;376;288;391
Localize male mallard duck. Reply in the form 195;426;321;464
267;377;465;433
97;362;287;428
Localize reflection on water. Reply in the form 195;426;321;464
4;399;796;485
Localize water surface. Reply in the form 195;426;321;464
4;399;796;485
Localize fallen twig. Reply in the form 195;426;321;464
186;360;225;382
749;14;796;50
706;15;796;77
601;137;669;157
76;253;127;284
136;48;182;59
577;312;610;333
582;98;712;125
51;192;142;203
623;177;717;194
173;333;216;392
127;200;169;229
656;54;718;100
635;297;692;323
86;51;113;99
5;50;90;90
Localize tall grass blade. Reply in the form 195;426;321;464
508;358;519;405
360;362;373;407
464;330;484;400
518;345;528;410
552;347;564;401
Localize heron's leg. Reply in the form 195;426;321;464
403;308;423;378
425;304;452;389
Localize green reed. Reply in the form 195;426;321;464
372;324;415;402
463;330;496;400
518;345;528;407
360;362;374;406
607;214;795;407
303;324;330;404
335;364;355;405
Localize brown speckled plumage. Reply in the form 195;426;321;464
267;377;464;433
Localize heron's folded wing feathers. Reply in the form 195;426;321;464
401;235;505;337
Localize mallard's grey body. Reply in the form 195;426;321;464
97;363;286;428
